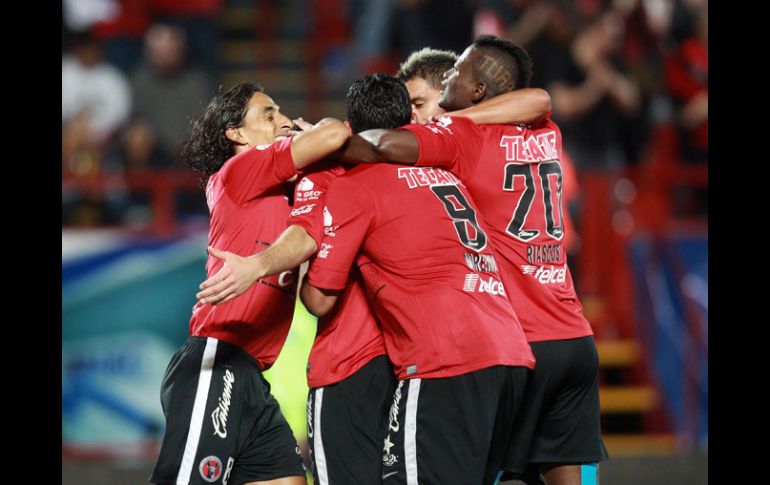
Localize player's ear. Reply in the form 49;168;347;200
225;126;245;145
472;81;487;103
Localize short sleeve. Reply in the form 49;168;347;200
398;116;482;180
219;137;298;205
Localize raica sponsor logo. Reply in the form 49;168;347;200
212;369;235;438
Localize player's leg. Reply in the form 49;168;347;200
526;337;608;485
538;463;599;485
225;359;307;485
484;366;529;485
499;337;607;485
307;355;396;485
517;464;546;485
151;337;245;485
243;477;306;485
383;366;525;485
153;338;305;485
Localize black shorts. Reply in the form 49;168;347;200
502;336;609;478
150;337;305;485
307;355;396;485
382;365;528;485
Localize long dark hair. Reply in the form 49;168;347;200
181;82;264;186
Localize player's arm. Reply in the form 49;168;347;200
337;129;419;165
300;276;340;317
221;119;349;206
442;88;551;125
197;225;316;305
198;164;344;305
290;118;352;169
339;117;481;182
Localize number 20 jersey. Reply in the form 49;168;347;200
402;116;593;342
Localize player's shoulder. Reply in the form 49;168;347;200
298;160;346;180
225;139;284;164
529;116;561;134
490;117;561;138
339;163;383;180
331;163;396;197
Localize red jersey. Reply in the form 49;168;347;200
189;139;299;370
288;164;387;388
307;163;535;380
402;116;593;342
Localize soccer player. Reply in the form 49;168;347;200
150;82;350;485
339;36;609;485
396;46;551;126
300;73;535;485
397;46;581;257
193;69;550;485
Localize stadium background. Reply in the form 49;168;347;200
62;0;707;483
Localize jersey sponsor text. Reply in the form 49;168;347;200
211;369;235;438
397;167;461;189
500;131;558;162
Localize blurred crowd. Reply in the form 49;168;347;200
337;0;707;168
62;0;707;227
62;0;221;226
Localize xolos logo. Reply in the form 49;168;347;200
199;456;223;482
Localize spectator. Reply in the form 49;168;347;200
124;24;210;169
664;6;707;162
547;9;643;170
62;30;131;174
91;0;154;74
151;0;223;85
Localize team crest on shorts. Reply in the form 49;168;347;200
199;455;223;482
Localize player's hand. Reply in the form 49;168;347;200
293;117;314;132
197;247;261;305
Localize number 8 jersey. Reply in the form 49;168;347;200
401;116;593;342
306;163;535;380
